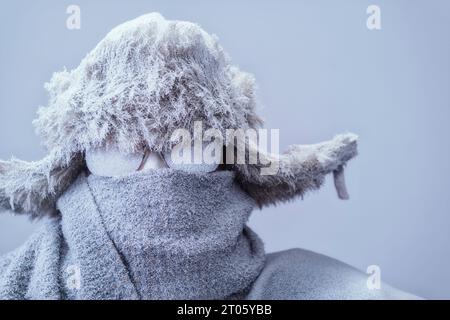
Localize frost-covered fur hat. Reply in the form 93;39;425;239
0;13;358;218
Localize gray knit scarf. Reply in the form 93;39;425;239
58;169;265;299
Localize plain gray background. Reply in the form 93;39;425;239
1;0;449;299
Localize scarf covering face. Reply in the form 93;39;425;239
0;171;417;300
58;169;265;299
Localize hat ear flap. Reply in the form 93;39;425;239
0;152;84;219
233;133;358;208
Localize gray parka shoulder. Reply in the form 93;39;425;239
0;223;418;300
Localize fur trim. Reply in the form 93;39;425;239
234;133;358;208
0;151;84;218
33;12;261;164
